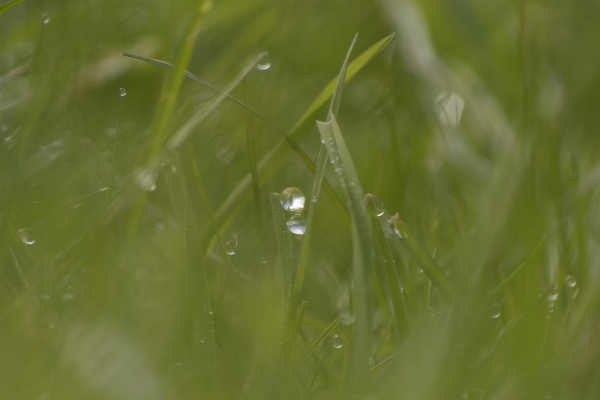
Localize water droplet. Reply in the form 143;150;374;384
548;286;559;307
435;92;464;126
490;303;501;319
564;274;577;288
340;312;355;325
369;194;385;216
119;87;127;97
18;228;35;245
287;214;306;235
331;335;343;349
134;168;157;192
256;55;272;71
280;187;305;212
225;239;237;255
43;16;50;24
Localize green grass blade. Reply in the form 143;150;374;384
0;0;24;15
205;33;395;255
284;34;357;353
146;1;213;160
389;214;459;303
317;112;373;387
292;315;341;364
485;235;547;302
366;194;410;344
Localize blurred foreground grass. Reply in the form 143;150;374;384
2;0;600;398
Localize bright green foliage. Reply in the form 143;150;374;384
2;0;600;399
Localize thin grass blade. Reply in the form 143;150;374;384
389;214;459;302
366;194;410;344
317;112;373;387
0;0;24;14
292;315;341;364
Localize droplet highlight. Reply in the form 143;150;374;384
564;274;577;288
119;87;127;97
286;214;306;235
331;335;343;349
489;303;501;319
134;169;157;192
225;239;237;256
18;228;35;245
280;187;305;212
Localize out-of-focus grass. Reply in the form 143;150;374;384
2;0;600;399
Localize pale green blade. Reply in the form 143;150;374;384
292;315;341;364
0;0;24;15
317;112;373;388
389;214;459;302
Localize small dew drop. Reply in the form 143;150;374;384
225;239;237;255
256;55;272;71
548;286;559;307
564;274;577;288
331;335;343;349
287;214;307;235
490;303;501;319
119;87;127;97
369;194;385;216
18;228;35;245
340;312;355;325
280;187;305;212
134;168;157;192
43;16;50;25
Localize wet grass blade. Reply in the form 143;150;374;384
292;315;341;364
389;214;459;303
366;194;410;344
270;192;293;308
284;34;357;354
244;81;267;263
146;1;213;160
205;34;395;255
317;112;373;387
485;235;547;302
0;0;24;15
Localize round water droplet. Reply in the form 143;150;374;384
368;194;385;216
564;274;577;288
280;187;305;212
18;228;35;245
256;55;272;71
134;168;157;192
331;335;343;349
287;215;306;235
119;87;127;97
225;239;237;255
43;16;50;24
490;303;501;319
547;286;559;307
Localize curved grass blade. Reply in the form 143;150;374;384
389;214;459;302
485;235;547;302
317;112;373;387
205;33;395;255
284;34;357;354
292;315;341;364
366;194;410;344
146;1;213;160
0;0;24;14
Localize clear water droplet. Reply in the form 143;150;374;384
370;195;385;216
256;55;272;71
490;303;501;319
18;228;35;245
435;92;464;126
43;16;50;24
287;214;306;235
280;187;305;212
564;274;577;288
119;87;127;97
134;168;157;192
548;286;559;307
331;335;343;349
225;239;237;255
340;312;355;325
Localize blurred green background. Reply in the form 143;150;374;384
2;0;600;398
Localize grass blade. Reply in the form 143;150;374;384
145;1;213;160
284;34;357;354
0;0;24;15
366;194;410;345
204;34;395;255
317;112;373;388
292;315;341;364
389;214;459;302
